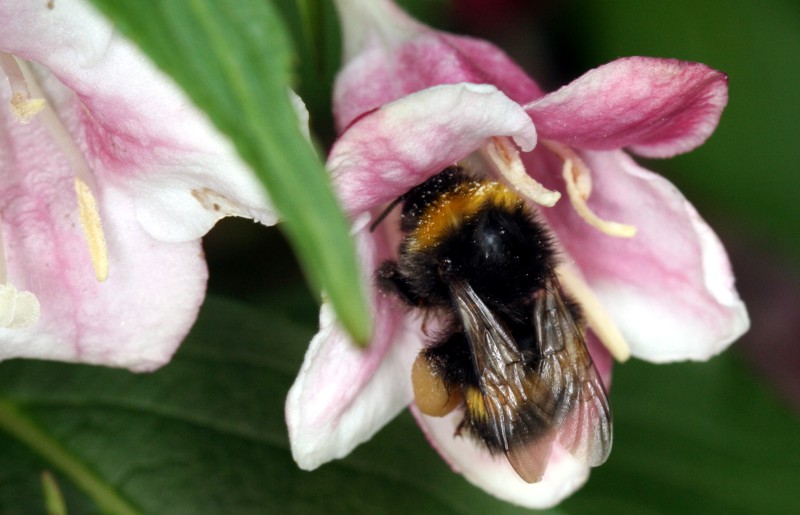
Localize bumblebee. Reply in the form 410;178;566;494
376;166;612;483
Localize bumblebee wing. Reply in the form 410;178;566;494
449;279;560;483
534;276;613;467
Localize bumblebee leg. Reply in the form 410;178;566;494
423;332;476;396
376;260;424;306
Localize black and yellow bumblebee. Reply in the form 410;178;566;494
376;166;612;483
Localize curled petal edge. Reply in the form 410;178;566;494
328;83;537;216
286;302;421;469
526;57;728;158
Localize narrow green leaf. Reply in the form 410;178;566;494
41;471;68;515
88;0;370;344
0;400;138;514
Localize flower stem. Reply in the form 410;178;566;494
0;398;140;515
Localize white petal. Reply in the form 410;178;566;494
286;303;421;469
411;407;590;509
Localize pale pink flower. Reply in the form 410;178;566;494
287;0;749;508
0;1;288;370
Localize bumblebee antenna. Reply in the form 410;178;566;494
369;196;403;232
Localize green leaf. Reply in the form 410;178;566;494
87;0;371;344
0;295;798;513
40;471;67;515
562;354;800;513
0;297;547;514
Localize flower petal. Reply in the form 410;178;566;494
526;57;728;158
528;149;749;362
0;183;207;371
286;222;421;468
334;32;542;131
0;0;277;242
410;407;589;509
328;83;537;216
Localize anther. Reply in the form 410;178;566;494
0;216;40;329
0;284;40;329
75;179;109;282
557;265;630;362
0;52;46;123
483;137;561;207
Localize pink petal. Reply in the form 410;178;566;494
440;35;544;104
286;222;421;468
526;57;728;158
410;407;590;509
334;31;542;130
0;180;207;370
0;1;276;242
1;61;206;370
527;149;749;362
328;83;537;216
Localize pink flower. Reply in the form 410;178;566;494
286;0;749;508
0;1;288;370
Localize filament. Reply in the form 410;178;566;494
542;139;636;239
483;137;561;207
557;265;631;362
0;52;46;122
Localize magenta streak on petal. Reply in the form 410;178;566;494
527;57;728;158
440;35;544;104
0;77;208;369
334;33;543;131
0;100;89;359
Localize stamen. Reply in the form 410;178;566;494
0;217;40;329
540;140;592;198
0;52;46;123
15;59;111;281
482;137;561;207
562;158;637;238
75;179;109;282
557;265;630;362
